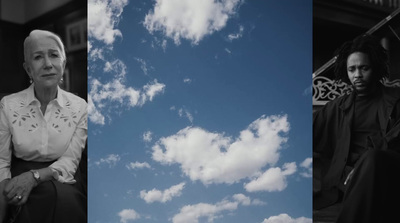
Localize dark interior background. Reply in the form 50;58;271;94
313;0;400;80
0;0;87;101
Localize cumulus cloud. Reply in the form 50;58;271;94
262;213;312;223
143;80;166;102
299;157;312;178
183;78;192;84
88;0;128;45
227;25;244;41
88;0;167;125
88;95;105;125
178;108;194;123
89;47;105;61
172;194;261;223
149;36;168;51
89;78;138;107
103;59;127;76
126;161;151;170
252;199;267;206
89;78;165;124
143;131;153;142
140;182;186;203
118;209;140;223
232;193;251;206
95;154;121;167
170;106;194;123
231;193;266;206
244;162;297;192
135;58;154;75
143;0;243;45
152;115;290;185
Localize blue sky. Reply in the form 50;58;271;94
87;0;312;222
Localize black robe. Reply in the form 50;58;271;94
313;85;400;210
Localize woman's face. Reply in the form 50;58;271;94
24;37;65;89
346;52;374;96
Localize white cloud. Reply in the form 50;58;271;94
252;199;267;206
161;39;167;51
88;41;92;52
88;95;105;125
88;0;167;126
143;131;153;142
89;47;105;61
88;0;129;45
89;77;139;106
88;49;165;125
142;80;166;102
140;182;185;203
95;154;121;167
173;201;236;223
126;161;151;170
262;214;312;223
152;115;290;185
232;193;251;206
118;209;140;223
183;78;192;84
103;59;127;77
227;25;244;41
299;157;312;178
89;78;165;124
178;108;194;123
143;0;243;45
149;36;168;51
300;158;312;168
172;194;260;223
170;106;194;123
244;162;297;192
135;58;154;75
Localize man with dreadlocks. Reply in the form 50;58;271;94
313;34;400;222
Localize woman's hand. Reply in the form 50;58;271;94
0;179;11;223
3;172;36;206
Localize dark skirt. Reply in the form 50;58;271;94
7;156;86;223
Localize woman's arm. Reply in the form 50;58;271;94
0;98;12;183
0;179;10;223
49;102;87;184
0;99;12;222
2;167;53;206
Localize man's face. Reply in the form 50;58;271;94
347;52;374;96
24;37;65;88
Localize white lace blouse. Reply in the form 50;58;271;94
0;84;87;184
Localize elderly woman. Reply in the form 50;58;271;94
0;30;87;222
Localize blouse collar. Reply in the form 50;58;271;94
26;84;64;108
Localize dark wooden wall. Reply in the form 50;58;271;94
0;21;26;94
0;0;87;100
314;0;400;81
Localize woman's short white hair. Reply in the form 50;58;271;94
23;30;66;62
